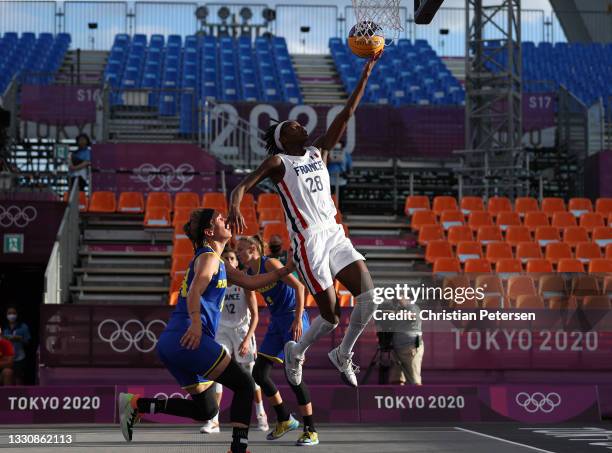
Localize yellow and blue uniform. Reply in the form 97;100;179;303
249;256;310;363
157;245;228;389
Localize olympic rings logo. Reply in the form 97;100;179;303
153;392;189;400
131;163;195;191
97;319;166;353
0;205;37;228
515;392;561;414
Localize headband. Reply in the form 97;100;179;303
273;121;289;151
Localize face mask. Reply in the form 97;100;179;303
7;315;17;322
269;244;282;254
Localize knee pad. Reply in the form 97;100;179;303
252;357;277;397
191;388;219;421
288;381;311;406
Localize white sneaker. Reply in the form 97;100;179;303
283;341;304;386
257;412;269;432
200;419;220;434
117;392;139;442
328;347;359;387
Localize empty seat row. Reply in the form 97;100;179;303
432;256;612;275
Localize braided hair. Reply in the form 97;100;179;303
183;208;215;253
263;119;283;155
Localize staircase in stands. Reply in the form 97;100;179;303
292;54;347;105
56;50;107;85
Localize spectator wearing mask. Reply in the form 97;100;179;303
267;234;288;265
68;133;92;191
3;306;30;385
0;326;14;386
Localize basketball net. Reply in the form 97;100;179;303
351;0;403;43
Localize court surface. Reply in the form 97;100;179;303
1;423;612;452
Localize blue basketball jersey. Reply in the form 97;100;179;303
247;256;295;316
166;245;227;338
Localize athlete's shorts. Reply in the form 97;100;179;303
292;223;365;295
259;311;310;364
157;329;224;390
216;323;256;364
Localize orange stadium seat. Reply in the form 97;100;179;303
305;293;317;308
476;226;503;244
609;213;612;226
464;258;492;273
171;254;192;277
432;196;458;217
257;193;282;212
551;211;577;229
592;227;612;247
548;296;577;311
456;241;482;263
411;210;437;232
174;223;187;239
583;295;611;310
538;274;567;301
595;198;612;218
468;211;493;232
541;197;566;217
589;259;612;274
170;275;184;294
442;274;472;303
603;276;612;296
425;240;453;264
568;198;593;217
259;208;285;226
579;212;605;233
563;226;589;247
331;194;339;208
432;257;461;274
487;196;512;217
545;242;573;264
144;207;171;227
338;294;354;307
440;210;465;230
418;224;445;246
557;259;585;273
507;276;537;307
496;211;521;231
524;212;549;232
460;196;485;215
505;226;532;247
514;197;539;217
242;206;258;221
404;195;430;216
607;244;612;259
64;191;89;212
526;258;553;274
262;224;290;250
202;192;228;214
173;238;193;256
169;291;179;306
239;217;261;237
486;242;513;264
534;226;561;247
447;225;473;246
496;258;523;275
475;275;504;308
118;192;144;213
571;275;600;301
173;207;192;228
240;193;256;211
575;242;602;263
89;191;116;213
146;192;172;211
516;242;543;263
174;192;200;210
516;294;545;309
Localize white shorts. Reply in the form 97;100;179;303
291;223;365;295
216;323;256;364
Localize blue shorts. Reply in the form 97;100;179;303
157;329;224;390
259;311;310;364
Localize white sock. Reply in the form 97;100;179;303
338;288;377;358
214;382;223;394
255;400;265;416
294;315;337;358
212;412;219;423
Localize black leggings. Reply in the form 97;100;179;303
252;355;311;406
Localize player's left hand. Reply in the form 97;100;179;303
238;339;250;357
291;318;303;341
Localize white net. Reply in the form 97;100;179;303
351;0;403;42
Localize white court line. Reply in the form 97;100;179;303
455;427;559;453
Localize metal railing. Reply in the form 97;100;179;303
44;180;80;305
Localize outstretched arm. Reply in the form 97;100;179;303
313;51;382;162
227;155;283;234
226;263;293;291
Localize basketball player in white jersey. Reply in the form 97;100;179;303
227;52;382;388
200;248;269;433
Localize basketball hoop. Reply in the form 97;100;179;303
351;0;403;43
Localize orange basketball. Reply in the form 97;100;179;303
348;21;385;58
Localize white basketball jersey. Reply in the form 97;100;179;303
220;284;250;328
275;146;337;235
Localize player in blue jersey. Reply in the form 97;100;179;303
236;235;319;447
117;209;295;453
